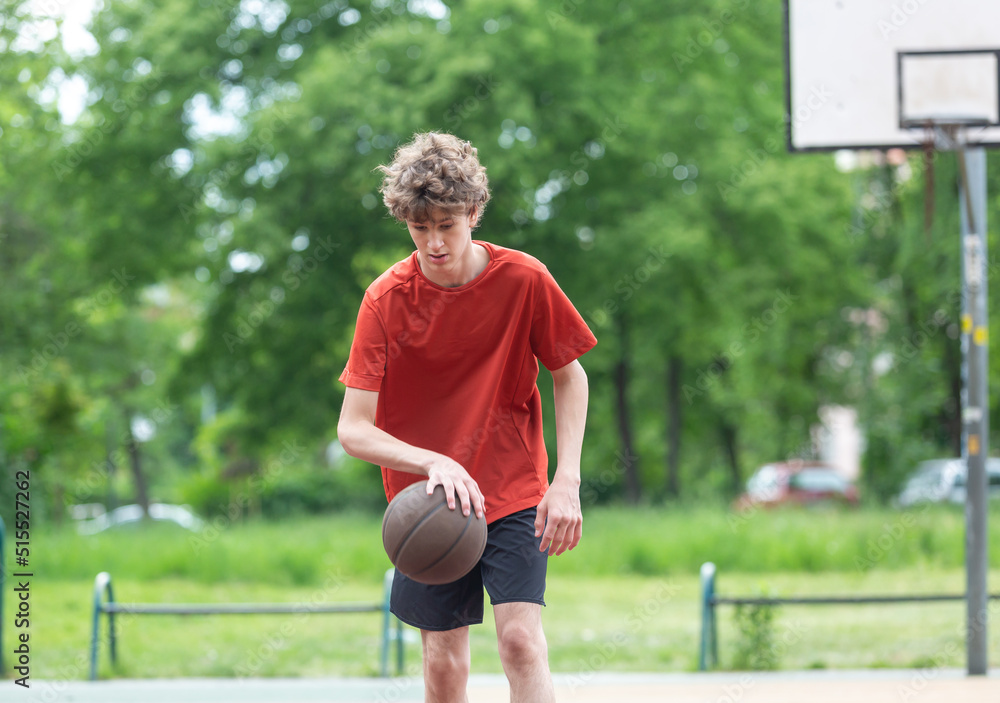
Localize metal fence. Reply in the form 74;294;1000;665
699;561;1000;670
90;568;404;680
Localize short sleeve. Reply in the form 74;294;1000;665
339;294;388;391
529;268;597;370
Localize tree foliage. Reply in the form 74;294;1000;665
2;0;998;523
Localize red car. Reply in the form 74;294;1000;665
733;461;860;511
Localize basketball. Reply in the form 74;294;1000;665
382;480;488;585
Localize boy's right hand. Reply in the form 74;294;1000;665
425;456;485;520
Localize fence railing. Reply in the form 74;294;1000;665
699;561;1000;670
90;568;404;680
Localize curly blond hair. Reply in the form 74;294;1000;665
378;132;490;223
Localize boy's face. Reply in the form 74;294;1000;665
406;207;482;286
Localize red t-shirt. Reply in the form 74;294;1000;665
339;241;597;523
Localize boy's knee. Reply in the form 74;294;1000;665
424;647;470;686
498;622;547;666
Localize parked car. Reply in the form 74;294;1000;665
733;461;860;511
951;459;1000;503
896;458;1000;507
75;503;204;534
895;459;963;507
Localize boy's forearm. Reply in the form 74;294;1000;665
551;361;589;484
339;420;437;476
339;410;485;517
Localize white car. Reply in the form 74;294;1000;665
950;459;1000;504
75;503;204;534
896;458;1000;507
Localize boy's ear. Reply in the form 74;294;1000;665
468;206;479;227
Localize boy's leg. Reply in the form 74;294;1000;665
478;507;552;702
388;562;483;703
421;627;471;703
494;602;555;703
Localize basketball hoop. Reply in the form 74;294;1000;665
903;117;993;152
784;0;1000;152
785;2;997;676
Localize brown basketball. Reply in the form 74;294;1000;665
382;480;488;585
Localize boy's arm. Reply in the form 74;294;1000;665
535;359;589;556
337;387;485;518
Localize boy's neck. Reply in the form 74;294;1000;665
421;242;490;288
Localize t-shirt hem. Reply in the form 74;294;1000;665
338;370;383;391
486;494;546;525
542;339;598;371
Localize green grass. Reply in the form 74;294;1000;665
31;515;393;585
9;504;1000;680
28;502;1000;584
13;568;1000;681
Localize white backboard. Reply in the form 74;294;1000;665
785;0;1000;151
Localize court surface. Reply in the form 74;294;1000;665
23;669;999;702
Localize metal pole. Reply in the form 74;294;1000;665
90;572;116;680
380;569;392;677
958;144;989;676
395;616;403;675
699;562;716;671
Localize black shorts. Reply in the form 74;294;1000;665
389;506;548;631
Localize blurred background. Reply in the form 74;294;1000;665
2;0;999;678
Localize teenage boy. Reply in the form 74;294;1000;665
337;132;596;703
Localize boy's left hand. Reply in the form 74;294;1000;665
534;473;582;556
